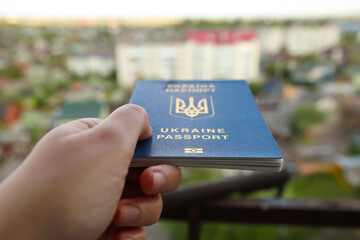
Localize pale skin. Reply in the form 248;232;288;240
0;104;182;240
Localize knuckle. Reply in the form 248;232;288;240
98;124;119;140
77;118;101;129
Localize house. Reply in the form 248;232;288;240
0;126;31;161
66;51;115;77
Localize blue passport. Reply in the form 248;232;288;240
130;80;283;172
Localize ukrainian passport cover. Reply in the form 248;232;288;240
130;80;283;172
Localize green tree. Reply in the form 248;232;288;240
0;64;23;79
249;82;264;96
289;104;325;136
348;145;360;156
20;111;48;143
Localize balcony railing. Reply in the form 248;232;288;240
161;170;360;240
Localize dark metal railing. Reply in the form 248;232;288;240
160;170;360;240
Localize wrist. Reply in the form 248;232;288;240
0;165;56;239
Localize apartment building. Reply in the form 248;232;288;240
115;28;260;88
259;25;341;56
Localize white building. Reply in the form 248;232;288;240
258;25;341;56
66;52;115;77
258;27;284;55
285;25;341;56
115;29;260;88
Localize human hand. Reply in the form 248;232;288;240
0;104;181;240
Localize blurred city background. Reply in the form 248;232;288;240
0;1;360;239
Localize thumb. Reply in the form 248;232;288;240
46;104;151;169
91;104;152;156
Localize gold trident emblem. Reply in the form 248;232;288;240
175;97;209;118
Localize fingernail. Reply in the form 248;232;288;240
153;172;167;191
118;205;141;225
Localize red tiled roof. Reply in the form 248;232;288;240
186;29;256;44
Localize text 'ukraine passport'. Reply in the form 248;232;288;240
130;80;283;172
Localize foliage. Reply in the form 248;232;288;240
0;64;23;79
297;54;319;64
289;104;325;136
348;145;360;156
341;33;360;65
264;62;292;80
288;79;317;90
171;19;332;30
20;111;48;143
181;167;224;185
248;82;264;96
173;19;246;30
27;69;71;108
162;221;324;240
0;86;23;104
283;172;358;199
162;221;187;240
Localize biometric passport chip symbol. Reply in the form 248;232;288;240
170;96;215;119
184;148;203;153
